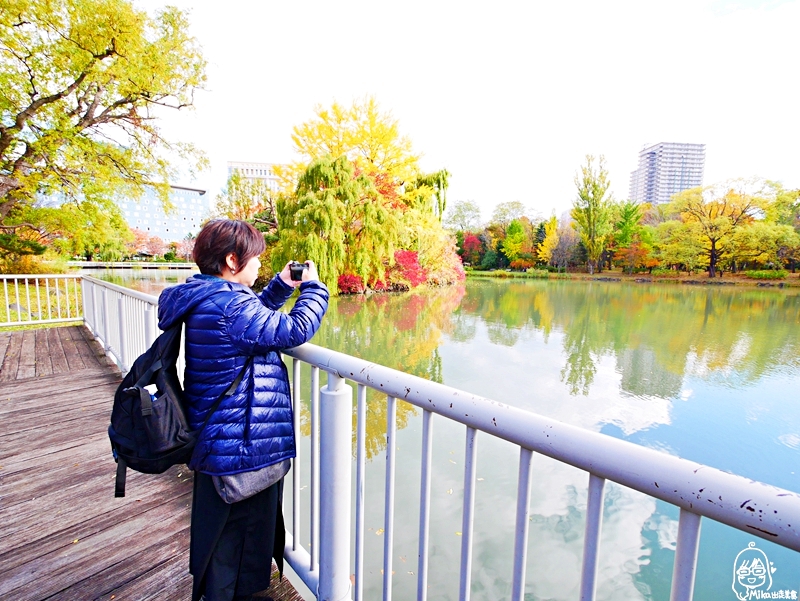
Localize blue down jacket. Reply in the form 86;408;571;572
157;274;329;475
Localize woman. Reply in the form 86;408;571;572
158;219;329;601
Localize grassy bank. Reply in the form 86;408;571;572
465;269;800;287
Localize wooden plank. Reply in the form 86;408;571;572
34;328;53;377
73;325;106;368
45;530;191;601
58;326;86;371
47;327;70;375
17;329;37;379
0;368;118;407
0;469;192;564
0;493;193;600
0;330;23;382
0;410;117;463
0;331;11;374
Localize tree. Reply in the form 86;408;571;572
444;200;482;232
283;97;420;194
571;155;612;274
490;201;527;235
727;222;800;270
671;183;761;277
214;172;278;227
552;222;580;272
537;215;559;266
0;0;206;254
654;220;705;274
502;219;526;263
272;156;400;293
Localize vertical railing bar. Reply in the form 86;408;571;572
90;281;96;333
3;279;9;323
14;279;21;323
292;358;302;555
55;277;62;319
35;277;42;323
74;276;79;319
117;296;128;372
355;383;367;601
383;395;397;601
579;473;607;601
310;365;320;570
459;426;478;601
670;509;702;601
417;409;434;601
25;278;32;323
510;447;534;601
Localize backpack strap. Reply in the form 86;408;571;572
114;456;128;498
198;356;254;431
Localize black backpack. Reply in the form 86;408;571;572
108;323;250;497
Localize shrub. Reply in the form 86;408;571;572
510;258;535;270
525;269;549;278
338;273;366;294
392;250;427;287
744;270;788;280
651;267;680;277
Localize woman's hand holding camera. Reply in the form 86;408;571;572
279;260;319;288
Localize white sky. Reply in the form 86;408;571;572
135;0;800;223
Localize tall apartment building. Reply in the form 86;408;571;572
227;161;285;192
629;142;705;205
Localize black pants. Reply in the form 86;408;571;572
190;472;285;601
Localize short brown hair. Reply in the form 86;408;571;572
193;219;266;275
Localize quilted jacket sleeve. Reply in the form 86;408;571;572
258;275;294;310
226;280;329;354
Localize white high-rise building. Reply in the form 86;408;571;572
227;161;285;192
629;142;705;205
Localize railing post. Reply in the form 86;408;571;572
670;509;702;601
144;305;156;347
117;296;128;372
318;371;353;601
101;288;110;349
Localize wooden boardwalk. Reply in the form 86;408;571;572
0;326;305;601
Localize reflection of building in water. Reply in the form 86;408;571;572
616;347;683;399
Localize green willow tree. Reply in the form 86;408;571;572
272;156;400;293
0;0;206;255
571;155;613;274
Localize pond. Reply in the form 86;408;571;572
91;269;800;600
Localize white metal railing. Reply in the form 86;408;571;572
81;275;160;372
9;274;800;601
1;274;83;327
283;344;800;601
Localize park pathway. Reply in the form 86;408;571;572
0;326;302;601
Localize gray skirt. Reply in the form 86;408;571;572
190;471;285;601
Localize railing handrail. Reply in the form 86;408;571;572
284;342;800;552
80;275;160;304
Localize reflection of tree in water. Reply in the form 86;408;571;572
460;281;800;397
294;285;465;458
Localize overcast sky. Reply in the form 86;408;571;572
135;0;800;223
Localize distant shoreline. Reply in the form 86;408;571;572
465;270;800;288
68;261;197;270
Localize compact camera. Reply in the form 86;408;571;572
289;261;309;281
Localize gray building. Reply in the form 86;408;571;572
118;185;210;242
629;142;705;205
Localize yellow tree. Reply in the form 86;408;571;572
0;0;206;255
671;183;761;277
280;96;420;194
537;215;559;265
571;155;613;274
